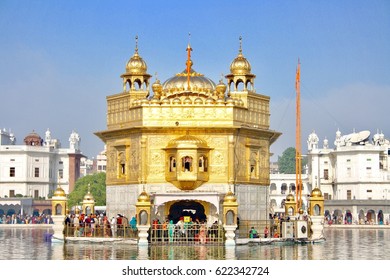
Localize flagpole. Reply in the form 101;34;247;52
295;59;302;210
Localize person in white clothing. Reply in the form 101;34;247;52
111;216;117;237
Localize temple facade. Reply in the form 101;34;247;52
95;37;281;225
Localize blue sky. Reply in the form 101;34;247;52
0;0;389;160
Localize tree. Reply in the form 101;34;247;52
68;173;106;208
277;147;307;174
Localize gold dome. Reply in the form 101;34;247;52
216;98;225;105
216;79;227;96
206;97;215;104
230;52;252;75
167;134;209;149
311;187;323;198
172;97;181;105
126;51;148;75
183;97;192;104
194;97;203;105
53;186;66;197
152;79;163;95
83;191;94;201
226;97;235;105
162;98;170;104
286;193;295;202
138;190;150;202
162;59;216;95
230;36;252;75
224;190;237;203
151;97;160;104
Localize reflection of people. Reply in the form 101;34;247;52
110;216;117;237
168;220;175;242
249;227;259;238
103;216;111;237
264;226;269;238
199;223;206;244
130;216;137;232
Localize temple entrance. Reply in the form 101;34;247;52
168;200;207;223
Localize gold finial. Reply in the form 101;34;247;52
186;34;193;90
135;35;139;54
239;35;242;54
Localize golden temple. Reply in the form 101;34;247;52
95;36;281;226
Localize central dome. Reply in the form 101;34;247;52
162;68;216;95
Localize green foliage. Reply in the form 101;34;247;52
68;173;106;207
277;147;307;174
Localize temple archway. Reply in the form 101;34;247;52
168;200;206;223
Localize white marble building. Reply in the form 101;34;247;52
0;128;85;200
269;173;310;216
306;129;390;224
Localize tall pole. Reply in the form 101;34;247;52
295;59;302;210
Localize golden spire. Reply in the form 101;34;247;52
186;32;193;90
239;35;243;55
135;35;139;54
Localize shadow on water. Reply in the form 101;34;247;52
1;227;390;260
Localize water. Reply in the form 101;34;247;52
0;227;389;260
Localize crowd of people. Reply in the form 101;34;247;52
64;213;138;238
0;214;53;224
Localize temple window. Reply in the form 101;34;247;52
281;183;287;194
314;205;321;216
55;204;62;215
289;183;296;193
118;152;126;177
182;156;193;172
169;156;176;172
10;167;15;177
198;155;208;172
249;152;258;178
226;210;234;225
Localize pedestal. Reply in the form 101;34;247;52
223;224;237;246
310;215;325;241
51;215;65;243
137;225;150;245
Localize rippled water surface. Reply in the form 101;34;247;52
0;228;389;260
